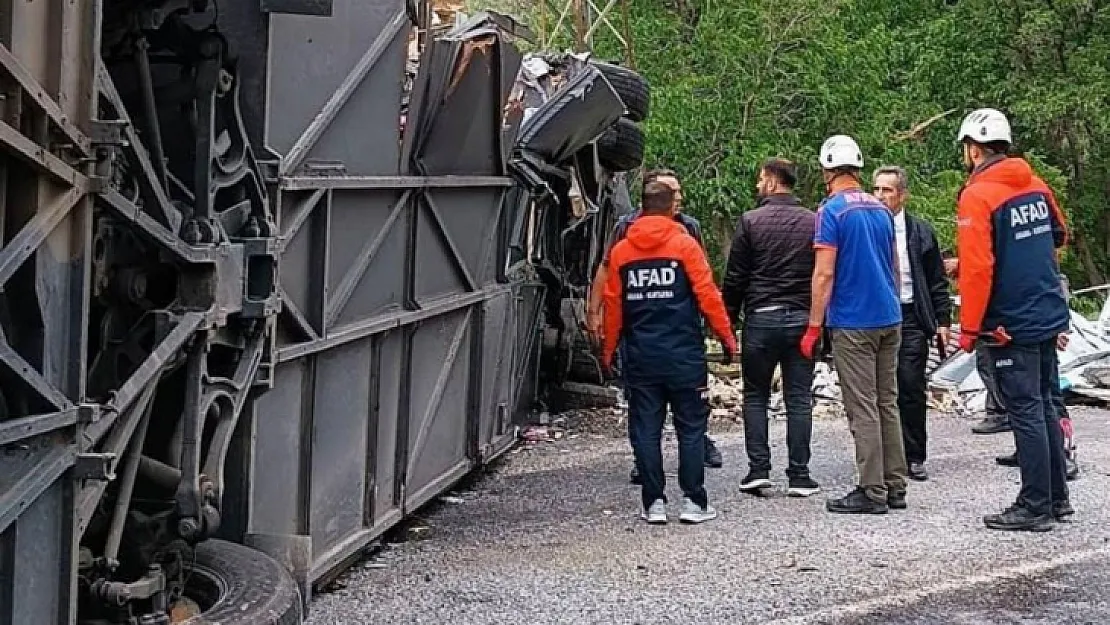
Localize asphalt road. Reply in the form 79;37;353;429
306;407;1110;625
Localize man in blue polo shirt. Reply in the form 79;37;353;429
803;135;905;515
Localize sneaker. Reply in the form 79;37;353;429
826;488;889;515
629;465;642;485
739;471;773;493
995;451;1018;467
787;476;821;498
983;504;1053;532
908;462;928;482
678;497;717;524
1052;500;1075;521
641;499;667;524
972;415;1011;434
704;437;723;468
887;491;907;510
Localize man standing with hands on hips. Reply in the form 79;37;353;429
872;166;952;482
954;108;1072;531
804;135;906;515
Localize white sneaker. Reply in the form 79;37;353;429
679;497;717;524
641;499;667;524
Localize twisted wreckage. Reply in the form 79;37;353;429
0;1;645;622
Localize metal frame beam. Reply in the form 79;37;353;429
0;44;92;156
279;175;512;191
0;186;84;289
279;11;408;176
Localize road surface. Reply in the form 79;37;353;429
306;407;1110;625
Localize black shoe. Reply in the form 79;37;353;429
995;452;1018;467
787;476;821;498
630;465;641;485
888;491;907;510
972;415;1011;435
983;504;1053;532
739;470;773;493
1066;458;1079;481
908;462;928;482
1052;500;1075;521
826;488;889;515
704;437;723;468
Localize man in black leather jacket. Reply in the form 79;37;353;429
872;166;952;481
722;158;821;497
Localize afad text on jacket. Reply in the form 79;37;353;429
602;216;736;385
957;157;1069;344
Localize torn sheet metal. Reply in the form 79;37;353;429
514;64;624;165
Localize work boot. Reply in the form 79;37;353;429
983;504;1053;532
995;451;1018;467
1052;500;1075;521
678;497;717;524
826;488;889;515
739;470;773;493
704;436;723;468
908;462;928;482
888;491;907;510
972;414;1011;434
629;465;642;485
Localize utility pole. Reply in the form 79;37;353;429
538;0;636;67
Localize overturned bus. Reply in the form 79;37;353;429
0;0;647;622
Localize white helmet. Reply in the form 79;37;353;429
818;135;864;169
957;108;1012;145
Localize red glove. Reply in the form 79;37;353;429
958;330;977;353
800;324;822;360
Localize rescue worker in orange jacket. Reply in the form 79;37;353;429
955;107;1072;531
602;180;737;525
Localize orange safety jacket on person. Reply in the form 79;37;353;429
602;216;736;384
956;156;1069;344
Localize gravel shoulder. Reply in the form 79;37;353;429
306;408;1110;625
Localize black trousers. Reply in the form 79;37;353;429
741;309;814;478
897;305;930;465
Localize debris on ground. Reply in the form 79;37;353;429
930;308;1110;412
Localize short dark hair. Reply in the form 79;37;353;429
963;138;1011;156
761;158;797;189
644;168;678;185
642;180;675;213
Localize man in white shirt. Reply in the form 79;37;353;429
872;166;953;481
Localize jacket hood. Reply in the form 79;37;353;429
971;156;1034;189
626;215;686;251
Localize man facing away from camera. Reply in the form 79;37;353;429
601;181;737;525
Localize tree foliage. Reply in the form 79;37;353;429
477;0;1110;286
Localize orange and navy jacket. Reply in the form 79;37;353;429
956;157;1069;343
602;216;737;384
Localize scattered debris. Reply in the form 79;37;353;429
930;309;1110;413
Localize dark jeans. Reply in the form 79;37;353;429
987;338;1069;516
976;343;1007;419
741;309;814;478
897;305;929;465
626;376;709;510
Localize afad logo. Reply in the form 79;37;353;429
627;262;679;288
